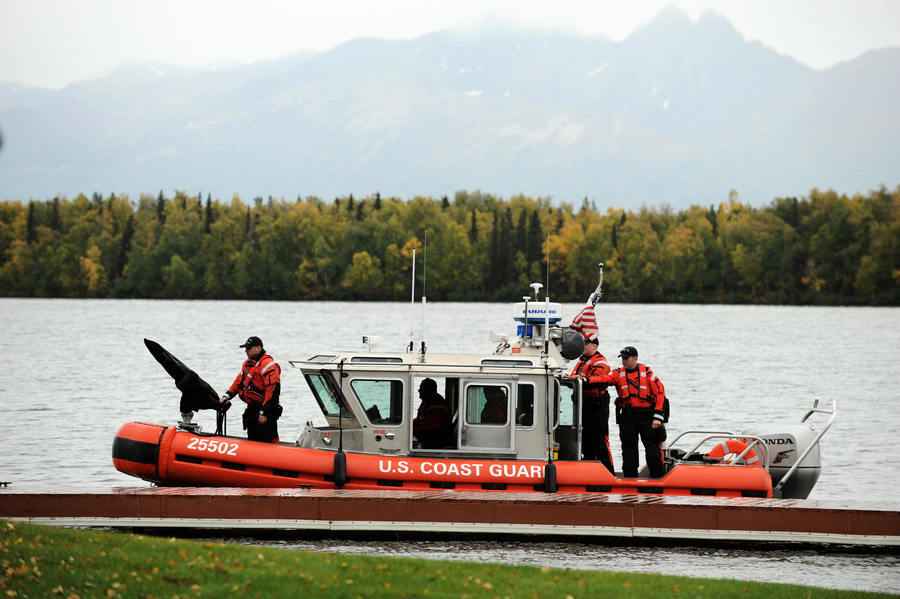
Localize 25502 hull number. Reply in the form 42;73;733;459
187;437;239;456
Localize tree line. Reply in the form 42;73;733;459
0;187;897;305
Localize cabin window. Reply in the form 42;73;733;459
465;384;509;425
351;379;403;425
305;373;344;417
558;381;575;426
307;354;337;363
350;356;403;364
480;359;533;367
516;384;535;427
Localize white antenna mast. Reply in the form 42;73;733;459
420;231;428;360
545;231;550;300
408;249;416;351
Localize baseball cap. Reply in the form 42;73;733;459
239;336;263;348
618;346;638;358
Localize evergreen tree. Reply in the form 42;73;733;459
374;192;382;211
156;191;166;226
50;197;61;232
204;196;214;234
114;214;134;281
441;195;450;210
707;205;718;237
515;209;527;252
469;209;478;244
347;194;355;213
26;201;36;244
526;209;543;265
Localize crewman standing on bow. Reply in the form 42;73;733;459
598;346;667;478
568;334;615;473
221;336;282;443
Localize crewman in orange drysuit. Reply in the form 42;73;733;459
221;336;282;443
597;346;667;478
568;335;615;474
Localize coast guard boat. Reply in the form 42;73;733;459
113;281;835;500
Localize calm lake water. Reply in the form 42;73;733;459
1;299;899;592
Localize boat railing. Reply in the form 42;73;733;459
773;399;837;495
667;431;770;471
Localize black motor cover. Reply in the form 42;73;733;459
144;338;221;413
560;329;585;360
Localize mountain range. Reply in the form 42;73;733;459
1;6;898;207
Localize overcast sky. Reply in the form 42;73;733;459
3;0;899;89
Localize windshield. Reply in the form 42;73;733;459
305;372;344;417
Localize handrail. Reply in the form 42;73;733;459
667;430;736;454
731;436;768;466
667;431;770;470
773;399;837;495
289;359;566;373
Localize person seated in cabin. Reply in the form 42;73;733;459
413;378;452;449
480;386;508;425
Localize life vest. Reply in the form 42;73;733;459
233;353;280;405
569;353;610;401
612;364;653;410
707;438;760;466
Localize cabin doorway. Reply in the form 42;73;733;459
555;379;582;460
411;375;458;450
459;380;515;453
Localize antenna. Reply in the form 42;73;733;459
333;359;347;488
411;249;416;304
408;249;416;351
522;295;530;342
420;231;428;360
544;231;550;299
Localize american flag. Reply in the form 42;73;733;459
569;304;598;339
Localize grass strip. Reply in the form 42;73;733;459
0;519;893;598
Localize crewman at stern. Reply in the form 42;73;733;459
597;346;667;478
568;334;615;473
221;336;282;443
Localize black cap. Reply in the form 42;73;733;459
618;346;638;358
239;336;263;349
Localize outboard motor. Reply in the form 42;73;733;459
757;427;821;499
756;400;836;499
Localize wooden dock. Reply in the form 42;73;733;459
2;487;899;546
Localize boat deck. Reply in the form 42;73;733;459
2;487;898;546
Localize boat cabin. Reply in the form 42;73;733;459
291;349;585;461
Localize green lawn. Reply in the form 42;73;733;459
0;520;893;598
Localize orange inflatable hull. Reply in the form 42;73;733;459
113;422;772;498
